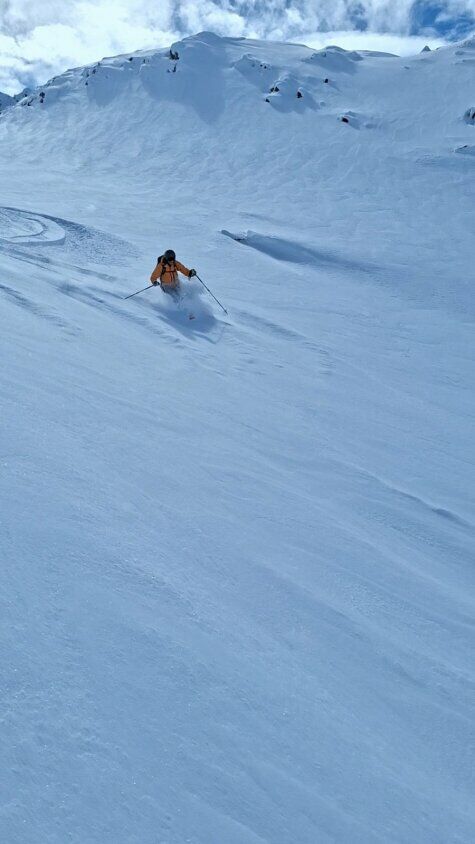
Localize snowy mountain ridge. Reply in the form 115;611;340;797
0;89;13;111
1;31;474;115
0;30;474;844
1;30;475;186
0;34;395;115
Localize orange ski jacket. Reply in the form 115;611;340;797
150;257;191;288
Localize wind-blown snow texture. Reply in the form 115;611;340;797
0;31;474;844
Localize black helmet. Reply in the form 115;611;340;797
164;249;176;262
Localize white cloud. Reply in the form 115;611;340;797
303;30;446;55
0;1;473;93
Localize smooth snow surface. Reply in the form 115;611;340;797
0;32;474;844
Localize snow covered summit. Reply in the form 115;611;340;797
0;31;474;844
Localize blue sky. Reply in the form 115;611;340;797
410;0;475;37
1;1;475;94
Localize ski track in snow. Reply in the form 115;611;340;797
0;207;327;351
0;281;79;335
0;207;219;345
0;206;136;263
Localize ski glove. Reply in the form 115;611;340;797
189;269;197;277
151;280;159;286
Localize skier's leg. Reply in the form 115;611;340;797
161;283;181;302
161;283;194;319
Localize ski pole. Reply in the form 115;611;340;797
195;274;228;315
123;284;154;300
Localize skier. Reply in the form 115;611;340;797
125;252;227;314
150;249;196;294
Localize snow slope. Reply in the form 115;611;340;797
0;32;474;844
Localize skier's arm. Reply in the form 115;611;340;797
150;260;163;284
176;261;193;278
